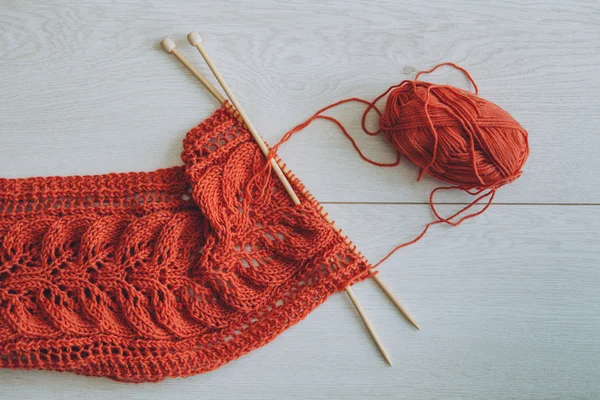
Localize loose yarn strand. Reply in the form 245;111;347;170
270;98;400;168
415;62;479;94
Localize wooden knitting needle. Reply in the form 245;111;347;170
161;38;226;104
162;37;297;204
161;38;247;127
345;285;392;366
161;36;390;364
185;32;398;364
185;33;300;205
372;275;419;330
184;33;419;331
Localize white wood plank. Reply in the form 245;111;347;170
1;204;599;399
0;1;598;203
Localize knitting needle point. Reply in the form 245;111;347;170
345;286;392;366
372;275;419;330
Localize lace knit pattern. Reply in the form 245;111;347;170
0;106;372;382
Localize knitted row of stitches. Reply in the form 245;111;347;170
0;105;372;382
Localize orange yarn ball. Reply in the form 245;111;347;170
378;65;529;190
272;62;531;263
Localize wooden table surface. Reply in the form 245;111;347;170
1;1;599;399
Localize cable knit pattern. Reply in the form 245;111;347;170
0;106;372;382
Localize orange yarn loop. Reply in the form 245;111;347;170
272;63;529;265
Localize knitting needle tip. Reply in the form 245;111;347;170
372;275;419;330
345;287;392;366
187;32;203;46
161;37;176;53
384;354;393;367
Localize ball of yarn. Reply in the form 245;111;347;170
378;64;529;190
271;62;531;262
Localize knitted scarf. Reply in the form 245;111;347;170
0;106;373;382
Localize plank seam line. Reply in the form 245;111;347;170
320;202;600;206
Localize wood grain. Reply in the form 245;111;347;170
0;0;598;203
0;0;599;399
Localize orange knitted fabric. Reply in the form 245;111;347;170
0;106;372;382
